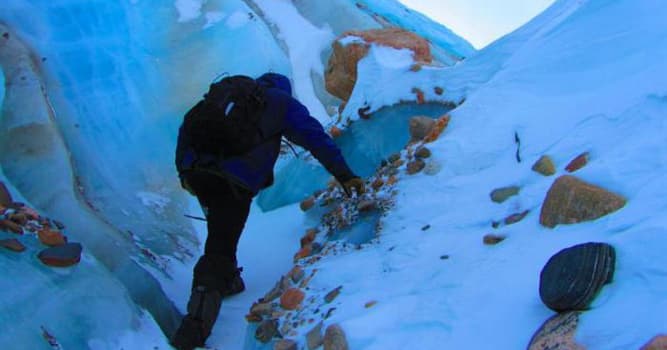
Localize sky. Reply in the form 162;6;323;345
399;0;556;48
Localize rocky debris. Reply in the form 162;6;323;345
483;234;506;245
325;28;432;101
411;87;426;104
641;335;667;350
250;302;274;319
371;178;384;191
306;322;324;350
281;288;306;310
565;152;589;173
300;196;316;211
364;301;378;308
0;238;26;252
504;210;530;225
329;126;343;138
274;339;298;350
434;86;444;95
288;266;305;284
324;286;343;303
37;228;67;246
532;155;556;176
264;276;291;303
414;146;431;159
0;182;12;206
1;219;24;234
255;319;280;343
421;224;431;231
539;242;616;312
300;228;318;248
540;175;626;228
324;324;349;350
423;115;450;143
38;243;83;267
294;245;314;262
490;186;520;203
527;312;584;350
388;153;402;164
406;159;426;175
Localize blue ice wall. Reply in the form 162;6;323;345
258;103;452;211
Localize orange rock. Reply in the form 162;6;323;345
0;219;23;234
294;245;313;262
483;234;506;245
300;196;316;211
0;238;26;252
640;335;667;350
371;178;384;191
528;312;584;350
38;229;67;246
434;86;444;95
300;229;318;248
565;152;589;172
329;126;343;138
280;288;305;310
423;115;451;143
386;175;398;186
411;87;426;104
9;212;28;226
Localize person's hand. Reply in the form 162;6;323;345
342;177;365;197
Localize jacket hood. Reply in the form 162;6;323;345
257;73;292;95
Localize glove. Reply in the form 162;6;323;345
341;177;365;197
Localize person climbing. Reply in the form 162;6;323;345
172;72;364;350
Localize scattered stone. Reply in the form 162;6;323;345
504;210;530;225
245;313;263;323
38;243;83;267
0;238;26;252
38;229;67;246
421;224;431;231
0;219;24;234
408;116;436;143
325;286;343;303
324;324;349;350
371;178;384;191
641;335;667;350
250;302;273;318
306;322;324;350
255;319;279;343
0;182;12;207
388;153;402;163
434;86;444;95
539;242;616;312
412;87;426;104
540;175;626;228
294;245;313;261
483;234;506;245
527;311;584;350
357;200;376;212
532;155;556;176
490;186;520;203
439;255;450;260
288;266;305;284
280;288;305;310
264;276;289;302
329;126;342;138
386;175;398;186
9;212;28;226
565;152;589;173
491;221;501;229
358;106;371;119
364;301;377;308
423;115;450;143
300;196;316;211
274;339;298;350
414;146;431;159
406;159;426;175
392;158;405;168
300;228;318;248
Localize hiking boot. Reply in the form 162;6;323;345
222;267;245;297
171;285;223;350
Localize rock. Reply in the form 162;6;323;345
414;146;431;159
8;212;28;226
294;245;313;262
532;155;556;176
250;302;274;318
324;324;349;350
364;301;377;308
540;175;626;228
392;159;405;168
388;153;402;163
421;224;431;231
641;335;667;350
539;242;616;312
371;178;384;191
300;196;316;211
325;286;343;303
408;116;436;143
0;238;26;252
329;126;343;138
423;115;450;143
527;312;584;350
0;219;23;234
0;181;12;207
412;87;426;104
280;288;305;310
274;339;298;350
406;159;426;175
37;228;67;246
255;319;279;343
287;266;304;284
490;186;520;203
301;228;318;248
565;152;589;173
504;210;530;225
434;86;444;95
325;28;432;100
483;234;506;245
37;243;83;267
306;322;324;350
386;175;398;186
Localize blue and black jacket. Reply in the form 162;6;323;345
176;73;356;195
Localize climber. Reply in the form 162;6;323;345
172;72;364;350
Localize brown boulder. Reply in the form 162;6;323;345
324;324;349;350
414;147;432;159
288;265;305;284
483;234;506;245
38;229;67;246
406;159;426;175
540;175;626;228
641;335;667;350
325;28;432;101
306;322;324;350
300;196;316;211
280;288;305;310
0;219;23;234
532;155;556;176
409;116;436;143
0;238;26;252
0;181;12;207
565;152;589;173
325;286;343;303
528;312;584;350
423;115;450;143
274;339;298;350
490;186;520;203
504;210;530;225
37;243;82;267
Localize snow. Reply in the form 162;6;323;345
174;0;205;23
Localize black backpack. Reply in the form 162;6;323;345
182;75;266;158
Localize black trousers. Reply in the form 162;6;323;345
184;171;253;292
